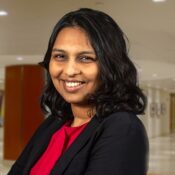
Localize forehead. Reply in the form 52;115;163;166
53;27;92;48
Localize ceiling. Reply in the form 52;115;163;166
0;0;175;91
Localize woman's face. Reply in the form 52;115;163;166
49;27;100;105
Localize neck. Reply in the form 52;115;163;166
70;104;95;127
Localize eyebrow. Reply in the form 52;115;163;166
52;48;95;55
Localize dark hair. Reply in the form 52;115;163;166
39;8;147;119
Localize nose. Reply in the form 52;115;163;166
64;60;80;77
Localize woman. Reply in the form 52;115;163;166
8;8;149;175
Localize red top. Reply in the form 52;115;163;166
30;121;88;175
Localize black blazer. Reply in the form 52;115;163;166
8;112;149;175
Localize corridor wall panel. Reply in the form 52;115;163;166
4;65;45;160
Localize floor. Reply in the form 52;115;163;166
0;126;175;175
0;127;14;175
148;133;175;175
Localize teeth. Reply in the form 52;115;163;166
65;81;82;87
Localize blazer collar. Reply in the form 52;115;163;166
24;116;67;174
50;115;101;175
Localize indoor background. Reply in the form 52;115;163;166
0;0;175;175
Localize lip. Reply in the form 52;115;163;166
62;80;85;92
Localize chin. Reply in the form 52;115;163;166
64;97;88;106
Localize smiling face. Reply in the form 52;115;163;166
49;27;100;106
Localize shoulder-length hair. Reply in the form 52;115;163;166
39;8;147;119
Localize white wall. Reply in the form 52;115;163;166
140;86;170;138
0;83;4;90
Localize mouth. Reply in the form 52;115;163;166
63;80;85;92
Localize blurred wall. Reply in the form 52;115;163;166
140;86;170;138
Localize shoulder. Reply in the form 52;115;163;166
34;115;56;132
98;112;147;139
88;112;149;174
29;115;62;140
102;112;143;128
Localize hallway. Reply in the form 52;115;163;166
0;126;175;175
148;133;175;175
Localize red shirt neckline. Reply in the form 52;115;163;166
30;120;89;175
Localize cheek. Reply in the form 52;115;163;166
49;62;61;78
91;66;99;81
88;67;100;87
93;68;101;89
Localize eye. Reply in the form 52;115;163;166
79;56;96;63
52;53;66;61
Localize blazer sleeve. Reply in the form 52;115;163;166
84;113;149;175
7;115;55;175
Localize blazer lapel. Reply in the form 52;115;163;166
50;115;101;175
24;117;67;174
